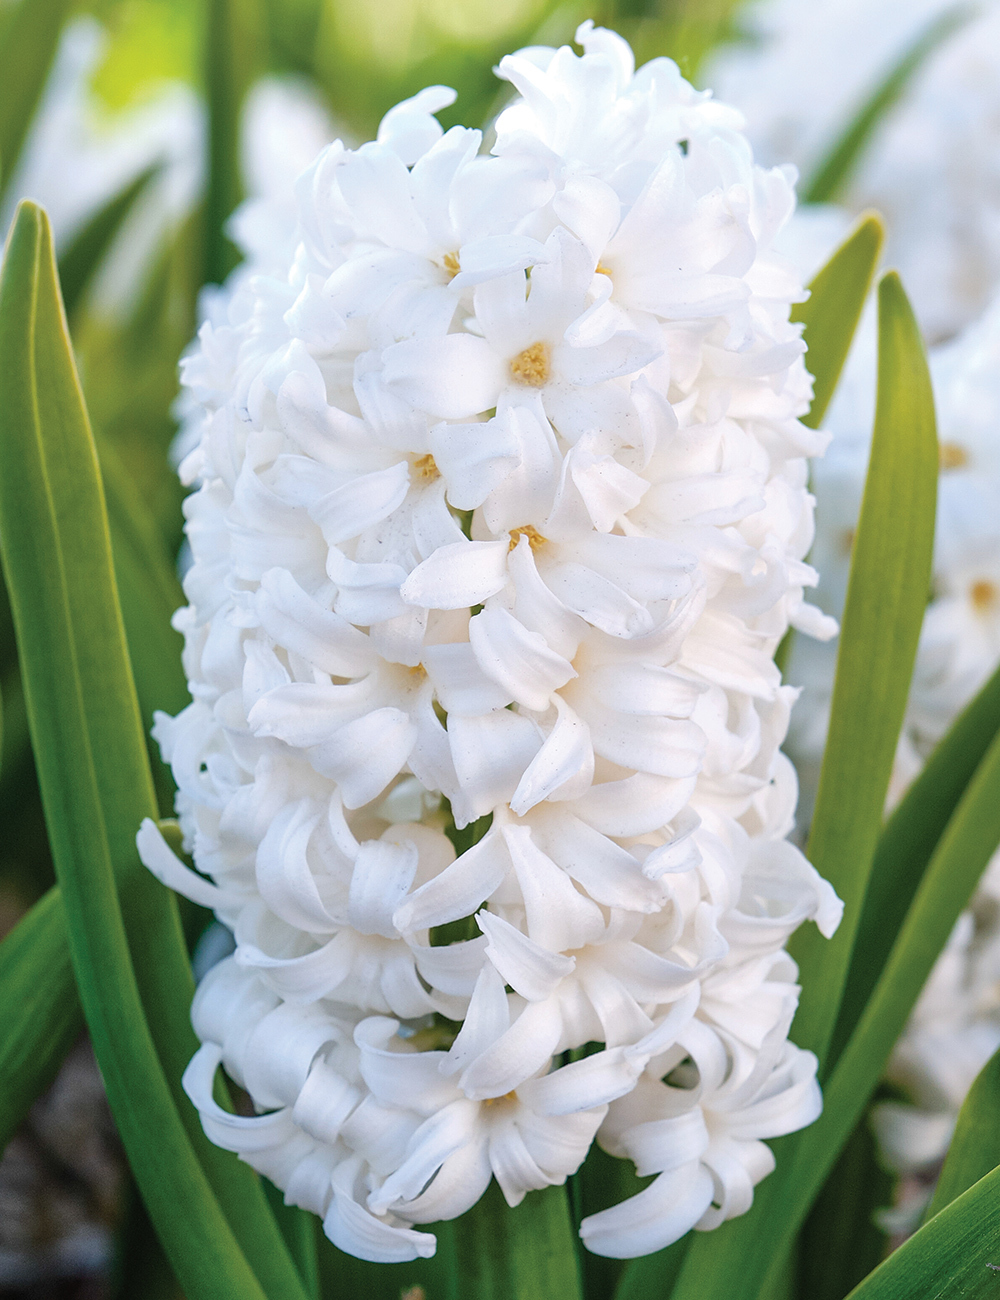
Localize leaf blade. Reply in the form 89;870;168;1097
0;0;74;201
802;5;974;204
0;200;309;1300
844;1164;1000;1299
0;886;81;1152
790;270;938;1073
791;212;884;429
925;1042;1000;1221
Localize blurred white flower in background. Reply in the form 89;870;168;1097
141;22;844;1263
705;0;1000;342
1;16;203;316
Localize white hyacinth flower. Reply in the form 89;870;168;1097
140;22;842;1263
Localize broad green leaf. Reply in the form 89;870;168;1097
789;271;937;1074
265;1178;321;1300
204;0;264;285
925;1042;1000;1220
803;5;974;204
57;164;161;321
318;1220;459;1300
828;658;1000;1067
796;1119;891;1300
844;1163;1000;1299
454;1182;583;1300
791;212;884;429
114;1187;185;1300
668;718;1000;1300
0;886;81;1152
0;200;308;1300
0;0;74;201
99;435;188;810
614;1238;688;1300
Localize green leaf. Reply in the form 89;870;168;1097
99;435;188;810
317;1220;459;1300
843;1163;1000;1299
614;1238;689;1300
265;1178;321;1300
0;886;82;1152
204;0;264;285
796;1119;891;1300
925;1042;1000;1220
57;163;161;322
791;212;884;429
0;0;74;201
801;4;977;205
0;200;309;1300
828;658;1000;1068
789;270;937;1075
454;1182;583;1300
803;5;974;204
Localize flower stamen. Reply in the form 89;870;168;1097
413;453;440;481
442;251;461;279
509;524;547;552
970;579;998;612
510;341;551;387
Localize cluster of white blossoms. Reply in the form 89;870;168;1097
139;23;842;1263
705;0;1000;342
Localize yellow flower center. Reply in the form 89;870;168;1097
482;1091;518;1106
413;453;440;481
939;441;969;470
509;524;547;552
510;341;551;387
970;580;998;613
442;251;461;279
595;261;612;277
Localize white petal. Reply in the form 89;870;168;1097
324;1190;437;1264
137;818;237;912
401;540;509;609
519;1048;642;1115
309;461;411;546
579;1163;714;1259
477;911;575;1001
429;415;519;510
469;605;576;712
348;837;420;938
256;568;374;677
393;827;508;934
383;335;505;419
444;962;511;1076
510;698;594;814
460;998;564;1099
423;641;513;714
